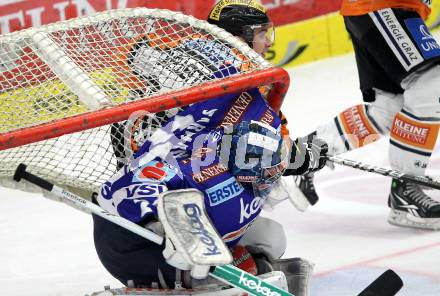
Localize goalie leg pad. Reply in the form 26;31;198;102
271;257;314;296
246;245;314;296
184;244;259;290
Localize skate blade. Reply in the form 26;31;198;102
388;209;440;231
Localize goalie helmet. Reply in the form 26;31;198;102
207;1;274;47
222;121;288;188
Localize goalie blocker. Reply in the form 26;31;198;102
158;189;232;279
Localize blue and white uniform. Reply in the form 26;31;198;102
93;37;287;288
98;87;282;247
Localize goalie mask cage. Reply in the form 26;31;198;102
0;8;289;196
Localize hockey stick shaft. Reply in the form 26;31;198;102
327;156;440;190
13;163;292;296
13;163;163;245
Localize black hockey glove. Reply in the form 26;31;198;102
283;134;328;176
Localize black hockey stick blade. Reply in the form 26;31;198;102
357;270;403;296
13;163;54;192
13;163;27;182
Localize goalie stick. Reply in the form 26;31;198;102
13;163;293;296
356;269;403;296
327;156;440;190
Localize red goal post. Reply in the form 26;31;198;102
0;8;289;195
0;68;288;150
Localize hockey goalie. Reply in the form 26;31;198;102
87;2;332;296
87;3;332;296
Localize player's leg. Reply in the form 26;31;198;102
353;8;440;229
92;160;184;288
238;216;287;259
292;9;440;220
314;8;411;155
287;10;410;208
92;212;180;288
387;64;440;230
238;216;314;296
290;91;402;210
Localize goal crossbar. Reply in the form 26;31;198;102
0;67;289;151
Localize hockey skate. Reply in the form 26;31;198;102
289;173;319;211
388;178;440;230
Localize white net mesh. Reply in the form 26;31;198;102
0;8;275;197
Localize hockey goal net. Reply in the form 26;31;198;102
0;8;289;197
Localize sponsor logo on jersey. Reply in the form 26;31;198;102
339;105;380;148
222;222;253;243
206;177;244;206
220;92;253;127
405;18;440;59
183;39;239;69
192;163;228;183
184;203;221;256
370;9;423;70
390;112;439;153
133;161;177;183
342;106;371;138
392;118;430;145
116;183;167;199
240;196;264;224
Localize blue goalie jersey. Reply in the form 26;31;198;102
97;38;285;248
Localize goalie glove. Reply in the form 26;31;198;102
284;134;328;176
